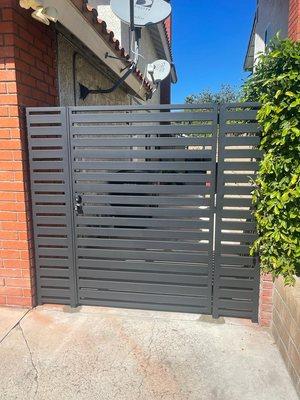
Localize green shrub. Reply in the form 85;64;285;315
243;36;300;285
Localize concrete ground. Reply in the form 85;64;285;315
0;305;298;400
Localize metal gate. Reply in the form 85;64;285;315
27;103;261;321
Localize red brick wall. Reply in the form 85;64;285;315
289;0;300;40
0;0;58;307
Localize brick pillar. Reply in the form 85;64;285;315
289;0;300;40
259;274;274;326
0;0;58;307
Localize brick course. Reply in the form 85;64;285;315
0;0;58;307
289;0;300;40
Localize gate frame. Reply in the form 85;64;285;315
26;103;261;321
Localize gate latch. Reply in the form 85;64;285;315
74;194;83;214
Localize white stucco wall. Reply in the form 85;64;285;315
254;0;289;63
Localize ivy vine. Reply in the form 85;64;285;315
243;37;300;285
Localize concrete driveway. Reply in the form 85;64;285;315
0;305;298;400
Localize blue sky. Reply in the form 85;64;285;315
171;0;256;103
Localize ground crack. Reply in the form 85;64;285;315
0;309;31;345
19;323;39;398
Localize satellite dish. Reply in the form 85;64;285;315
110;0;171;27
146;59;171;84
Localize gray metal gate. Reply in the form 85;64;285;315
26;103;261;321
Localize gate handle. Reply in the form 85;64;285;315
74;194;83;214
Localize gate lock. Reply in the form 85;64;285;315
74;194;83;214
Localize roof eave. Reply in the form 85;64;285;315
154;22;177;83
244;13;257;72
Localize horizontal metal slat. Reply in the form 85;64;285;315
77;259;209;274
215;309;253;319
34;216;68;226
31;172;65;181
32;150;64;159
218;267;255;278
39;288;71;297
70;103;217;112
28;114;63;124
220;232;258;242
217;255;255;266
35;226;68;235
77;237;210;252
221;198;253;207
76;227;210;241
223;149;262;159
40;278;71;287
223;174;256;183
33;195;67;204
216;299;254;311
32;184;67;192
221;162;259;171
74;172;213;184
71;111;216;124
222;187;254;196
73;161;214;171
222;110;258;121
81;206;212;218
36;248;70;257
77;248;208;263
220;209;253;219
220;123;260;134
76;216;211;229
39;268;70;278
78;269;209;286
217;278;255;289
37;237;69;247
220;221;256;230
71;123;215;136
74;183;211;195
40;297;71;305
37;258;73;267
29;138;64;147
78;279;209;297
73;149;213;159
79;289;210;309
220;135;260;145
217;288;254;300
72;137;216;147
34;205;68;214
30;161;65;170
220;244;251;254
29;126;65;136
81;195;212;207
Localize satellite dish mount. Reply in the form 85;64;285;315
79;0;171;100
